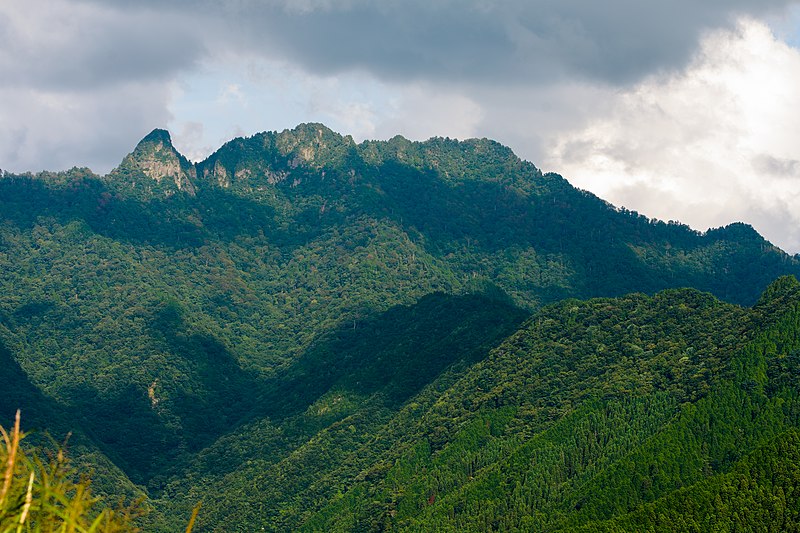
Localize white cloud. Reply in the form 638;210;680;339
171;121;214;163
167;56;391;160
541;19;800;253
217;84;247;105
373;85;483;142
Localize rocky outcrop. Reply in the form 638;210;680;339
111;129;197;196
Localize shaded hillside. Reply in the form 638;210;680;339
277;277;800;532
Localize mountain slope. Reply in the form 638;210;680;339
289;277;800;532
1;124;800;530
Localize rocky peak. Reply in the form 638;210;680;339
139;128;174;146
195;123;358;191
112;129;197;195
274;123;356;167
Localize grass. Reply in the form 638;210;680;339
0;410;157;533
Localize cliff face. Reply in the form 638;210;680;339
109;128;197;196
195;123;357;192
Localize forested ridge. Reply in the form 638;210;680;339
1;124;800;531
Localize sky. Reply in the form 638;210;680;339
2;1;800;252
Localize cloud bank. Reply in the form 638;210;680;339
75;0;791;84
542;19;800;252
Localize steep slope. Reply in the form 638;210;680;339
109;128;197;196
286;277;800;532
577;429;800;531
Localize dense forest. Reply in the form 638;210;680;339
2;124;800;531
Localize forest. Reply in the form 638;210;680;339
2;124;800;531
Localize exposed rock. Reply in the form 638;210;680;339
234;167;251;182
214;160;230;188
113;129;197;196
266;170;287;185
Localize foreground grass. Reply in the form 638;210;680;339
0;411;167;533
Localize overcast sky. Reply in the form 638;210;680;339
2;1;800;252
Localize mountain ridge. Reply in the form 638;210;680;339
8;124;795;263
114;122;774;246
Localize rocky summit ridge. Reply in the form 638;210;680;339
109;124;357;194
108;123;536;198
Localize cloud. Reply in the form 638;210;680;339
0;0;197;173
373;85;484;141
0;0;204;90
217;84;246;105
752;154;800;177
171;121;213;163
541;19;800;252
0;82;174;174
166;58;482;161
4;0;800;257
72;0;794;85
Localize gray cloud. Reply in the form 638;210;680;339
0;0;192;173
752;154;800;177
4;0;800;263
0;82;173;174
0;1;204;91
72;0;794;85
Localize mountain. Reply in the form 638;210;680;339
1;124;800;530
176;277;800;531
111;128;197;195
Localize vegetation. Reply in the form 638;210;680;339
1;124;800;530
0;411;141;532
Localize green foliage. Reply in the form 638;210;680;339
1;124;800;531
299;278;800;532
0;412;141;532
577;429;800;532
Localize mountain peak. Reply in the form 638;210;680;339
195;122;357;189
706;222;764;243
138;128;173;147
274;122;355;165
110;129;197;195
